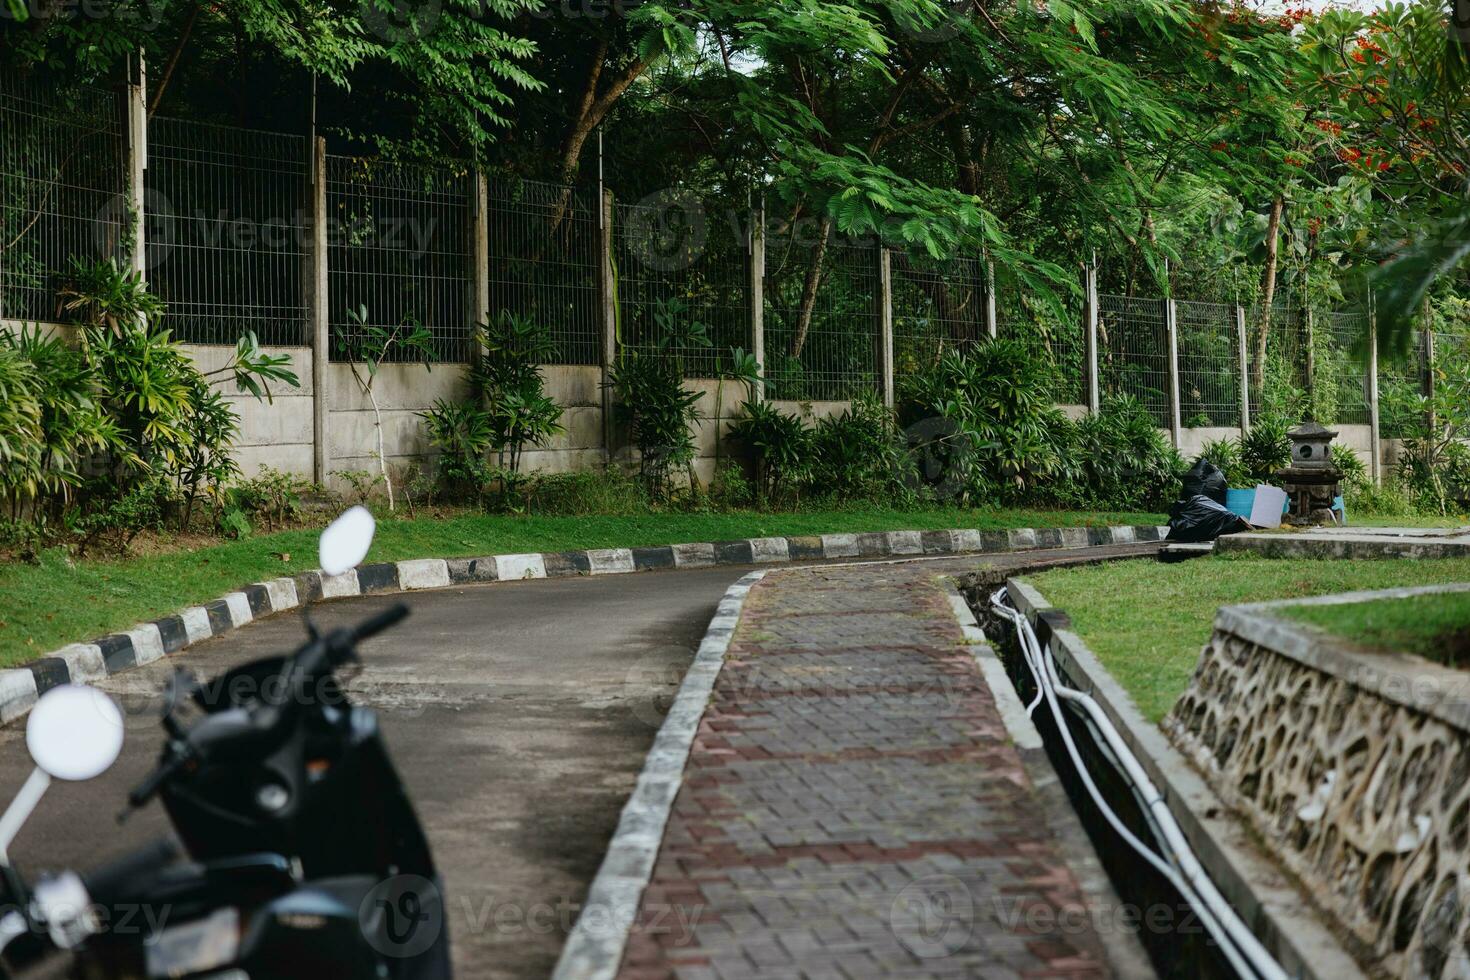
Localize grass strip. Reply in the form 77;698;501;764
1024;553;1470;724
0;505;1161;666
1279;590;1470;666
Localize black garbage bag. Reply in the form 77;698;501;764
1181;458;1229;506
1166;494;1252;543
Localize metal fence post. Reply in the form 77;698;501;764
750;205;765;404
308;137;330;485
599;188;617;459
1083;261;1100;413
125;52;147;279
1367;297;1381;485
983;256;997;340
1165;298;1182;448
878;247;895;408
1236;304;1251;431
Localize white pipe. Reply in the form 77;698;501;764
990;589;1288;980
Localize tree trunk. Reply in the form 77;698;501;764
1253;194;1285;396
789;217;832;359
368;384;394;512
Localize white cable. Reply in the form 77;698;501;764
988;588;1288;980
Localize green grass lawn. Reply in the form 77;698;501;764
0;505;1162;667
1280;589;1470;665
1024;553;1470;724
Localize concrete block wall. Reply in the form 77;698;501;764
183;344;315;478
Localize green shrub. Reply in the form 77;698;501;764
515;469;648;516
469;311;565;475
729;401;814;505
897;341;1069;503
1069;396;1185;511
1194;436;1247;487
810;394;907;502
1330;444;1370;493
607;351;702;498
1240;414;1292;483
419;398;494;496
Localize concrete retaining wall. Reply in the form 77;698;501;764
0;324;1419;492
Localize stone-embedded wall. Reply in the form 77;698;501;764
1164;587;1470;980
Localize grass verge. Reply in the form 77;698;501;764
1024;553;1470;724
0;505;1161;667
1279;590;1470;665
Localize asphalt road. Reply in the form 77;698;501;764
0;565;748;980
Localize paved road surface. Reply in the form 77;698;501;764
1;565;747;980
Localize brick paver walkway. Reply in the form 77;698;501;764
617;557;1129;980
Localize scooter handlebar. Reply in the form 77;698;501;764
348;602;410;646
82;838;180;909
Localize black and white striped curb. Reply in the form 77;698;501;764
552;570;766;980
0;524;1167;726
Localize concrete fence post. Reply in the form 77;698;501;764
1236;303;1251;432
983;257;997;340
308;137;330;486
1367;298;1382;485
1303;303;1317;412
125;51;147;279
1083;262;1100;414
1165;298;1182;448
1423;319;1437;442
878;247;895;409
471;170;490;331
750;206;765;404
599;188;617;460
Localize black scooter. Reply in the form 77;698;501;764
0;506;450;979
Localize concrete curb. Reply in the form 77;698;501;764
1003;577;1365;980
1;523;1166;727
551;570;767;980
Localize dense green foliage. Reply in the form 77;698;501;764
0;263;297;555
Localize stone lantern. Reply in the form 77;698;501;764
1275;420;1341;525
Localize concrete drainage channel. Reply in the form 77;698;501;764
958;558;1355;980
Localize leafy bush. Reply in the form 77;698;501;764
1240;414;1292;482
1194;436;1246;487
607;351;701;498
419;398;494;496
810;394;908;503
515;469;648;516
469;312;565;475
1330;444;1370;493
229;467;313;531
1068;396;1185;511
729;401;814;505
898;341;1069;503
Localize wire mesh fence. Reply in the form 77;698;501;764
1175;299;1239;427
145;116;308;346
326;155;474;363
615;194;750;378
992;263;1085;404
763;231;879;401
1379;329;1431;439
1247;298;1305;418
1098;293;1169;424
486;177;600;365
0;74;129;324
1320;309;1371;425
891;254;986;379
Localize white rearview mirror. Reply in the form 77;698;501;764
27;686;125;782
319;506;376;577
